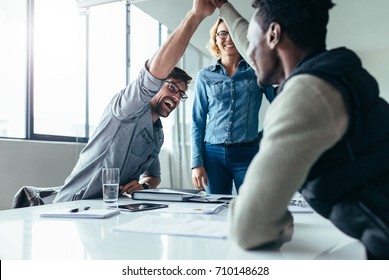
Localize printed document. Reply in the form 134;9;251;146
113;215;228;239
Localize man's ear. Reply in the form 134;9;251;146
267;22;281;49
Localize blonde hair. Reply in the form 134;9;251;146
206;18;224;58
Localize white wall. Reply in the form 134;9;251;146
0;140;83;210
356;49;389;102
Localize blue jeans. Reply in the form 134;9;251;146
204;142;259;194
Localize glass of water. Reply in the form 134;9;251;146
102;168;120;203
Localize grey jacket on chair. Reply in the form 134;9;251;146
12;186;62;208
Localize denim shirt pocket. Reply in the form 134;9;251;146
130;128;154;157
120;128;154;181
206;80;224;101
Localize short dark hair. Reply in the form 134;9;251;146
252;0;335;51
167;67;192;88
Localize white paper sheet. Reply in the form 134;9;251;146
287;205;314;213
288;199;314;213
113;215;228;239
154;202;228;214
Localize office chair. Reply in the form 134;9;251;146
12;185;62;208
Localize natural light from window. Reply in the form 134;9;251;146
33;0;86;138
0;1;27;138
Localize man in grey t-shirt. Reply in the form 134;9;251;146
54;0;217;202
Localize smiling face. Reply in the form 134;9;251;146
215;21;238;58
150;78;187;118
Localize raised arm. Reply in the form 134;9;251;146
147;0;216;79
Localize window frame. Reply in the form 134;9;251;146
26;0;89;143
0;1;209;145
15;1;143;144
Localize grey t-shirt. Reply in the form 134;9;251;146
54;64;165;202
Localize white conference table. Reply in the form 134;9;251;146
0;197;366;260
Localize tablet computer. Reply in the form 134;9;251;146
108;203;168;212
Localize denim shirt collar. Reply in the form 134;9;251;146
208;57;250;73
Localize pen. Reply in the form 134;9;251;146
69;206;90;213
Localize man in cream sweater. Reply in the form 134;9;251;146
213;0;389;259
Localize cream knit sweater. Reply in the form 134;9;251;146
220;3;349;249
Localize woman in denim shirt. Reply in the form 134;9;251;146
191;18;274;194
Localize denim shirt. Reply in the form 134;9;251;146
191;59;274;168
54;64;165;202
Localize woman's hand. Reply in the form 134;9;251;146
192;166;208;190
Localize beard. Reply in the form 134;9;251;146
151;101;171;118
258;51;283;86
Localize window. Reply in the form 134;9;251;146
0;0;27;138
88;3;126;136
0;0;207;147
0;0;127;142
129;6;162;82
33;0;86;139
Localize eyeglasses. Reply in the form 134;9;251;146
166;80;188;102
215;30;230;40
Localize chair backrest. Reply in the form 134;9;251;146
12;186;62;208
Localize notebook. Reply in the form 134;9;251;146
131;188;203;202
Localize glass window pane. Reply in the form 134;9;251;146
157;27;175;149
161;24;168;45
88;2;126;136
129;6;159;82
0;0;27;138
33;0;86;137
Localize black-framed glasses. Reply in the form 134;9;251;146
215;30;229;39
166;80;188;102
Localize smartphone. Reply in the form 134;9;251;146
109;203;168;212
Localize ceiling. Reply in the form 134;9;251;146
225;0;389;53
134;0;389;56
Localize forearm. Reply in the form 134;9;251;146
218;2;250;64
191;122;206;167
147;0;215;79
191;77;208;167
191;141;205;168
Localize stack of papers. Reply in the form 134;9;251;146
131;188;235;204
131;188;203;202
113;215;228;239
